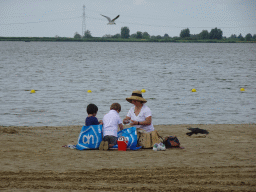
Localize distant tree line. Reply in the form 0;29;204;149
179;28;255;41
1;27;254;42
74;30;92;39
229;33;256;41
73;27;256;42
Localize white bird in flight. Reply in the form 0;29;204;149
101;14;120;25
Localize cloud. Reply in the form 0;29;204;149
133;0;146;6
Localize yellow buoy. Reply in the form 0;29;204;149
30;89;36;93
141;89;146;93
191;88;197;92
87;90;92;93
240;88;245;91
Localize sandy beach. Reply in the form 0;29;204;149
0;124;255;191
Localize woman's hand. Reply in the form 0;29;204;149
119;124;124;131
123;119;130;124
130;120;138;126
123;116;131;124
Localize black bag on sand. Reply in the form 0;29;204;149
163;136;180;148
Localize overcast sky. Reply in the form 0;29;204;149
1;0;255;38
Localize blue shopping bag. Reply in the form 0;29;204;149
76;125;103;150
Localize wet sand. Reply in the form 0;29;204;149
0;124;255;191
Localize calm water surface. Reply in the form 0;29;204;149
0;42;255;126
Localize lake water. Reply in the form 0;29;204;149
0;41;255;127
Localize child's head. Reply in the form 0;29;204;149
110;103;121;113
87;104;98;115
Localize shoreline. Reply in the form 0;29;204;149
1;123;255;127
1;124;255;191
1;37;255;43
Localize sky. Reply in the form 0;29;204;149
0;0;256;38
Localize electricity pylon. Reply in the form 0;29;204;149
82;5;86;36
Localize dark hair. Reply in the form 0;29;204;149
87;104;98;114
110;103;121;112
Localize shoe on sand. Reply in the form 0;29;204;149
99;141;104;150
103;141;109;150
153;143;158;151
99;141;109;151
157;143;166;151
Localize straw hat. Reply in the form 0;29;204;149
126;90;147;103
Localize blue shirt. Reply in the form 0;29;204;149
85;116;99;126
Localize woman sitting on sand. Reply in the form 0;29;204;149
123;90;154;132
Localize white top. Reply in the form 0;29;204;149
127;104;154;132
103;110;122;137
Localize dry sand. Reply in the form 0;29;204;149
0;124;255;192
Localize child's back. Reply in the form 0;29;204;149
86;116;99;126
100;103;123;150
85;104;102;126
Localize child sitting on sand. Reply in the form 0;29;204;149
99;103;124;150
85;104;103;126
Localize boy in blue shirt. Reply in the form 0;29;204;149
85;104;102;126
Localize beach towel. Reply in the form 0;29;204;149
76;125;103;150
186;128;209;136
113;127;140;150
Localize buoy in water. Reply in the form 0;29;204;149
30;89;36;93
191;88;197;92
240;88;245;91
141;89;146;93
87;90;92;93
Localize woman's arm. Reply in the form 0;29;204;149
131;116;152;126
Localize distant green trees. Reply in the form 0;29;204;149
102;34;112;38
72;26;255;42
121;27;130;38
150;35;162;40
209;27;223;39
245;33;252;41
163;33;169;38
230;33;256;41
180;28;190;38
112;33;121;38
238;33;244;41
191;34;200;39
83;30;92;38
74;32;81;39
130;33;136;38
136;31;142;39
199;30;209;39
142;32;150;39
102;33;121;38
156;35;162;39
129;31;150;39
230;34;237;39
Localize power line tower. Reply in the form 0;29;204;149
82;5;86;36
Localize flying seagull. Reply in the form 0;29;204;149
101;14;120;25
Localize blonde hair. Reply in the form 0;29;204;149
110;103;121;112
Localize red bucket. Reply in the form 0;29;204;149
117;136;128;151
